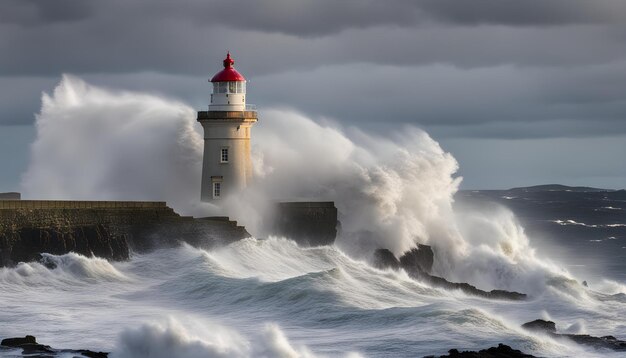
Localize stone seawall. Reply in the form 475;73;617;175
0;201;250;267
272;202;338;246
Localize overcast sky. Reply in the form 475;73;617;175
1;0;625;190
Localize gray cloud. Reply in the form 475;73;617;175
418;0;626;27
4;1;625;35
0;0;92;25
0;0;625;190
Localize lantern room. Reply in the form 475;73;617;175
209;52;247;111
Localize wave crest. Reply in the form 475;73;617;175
112;317;360;358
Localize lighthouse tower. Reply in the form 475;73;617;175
197;52;258;202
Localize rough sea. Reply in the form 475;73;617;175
1;187;625;358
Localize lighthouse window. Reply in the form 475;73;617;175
236;81;245;93
220;148;229;163
229;82;237;93
214;82;227;94
213;182;221;199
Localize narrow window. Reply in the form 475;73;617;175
220;148;229;163
213;182;221;199
229;82;237;93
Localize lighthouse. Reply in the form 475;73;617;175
197;52;258;202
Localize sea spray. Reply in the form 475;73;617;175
21;75;574;296
112;317;362;358
21;75;206;214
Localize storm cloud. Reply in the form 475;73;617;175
0;0;625;190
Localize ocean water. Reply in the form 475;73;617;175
460;188;626;284
1;227;625;357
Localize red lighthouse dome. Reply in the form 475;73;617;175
210;52;246;82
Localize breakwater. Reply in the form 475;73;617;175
272;201;338;246
0;200;249;267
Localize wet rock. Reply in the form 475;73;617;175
0;335;108;357
582;280;588;287
564;334;626;351
521;319;557;333
372;248;400;270
20;343;54;354
399;244;434;274
521;319;626;351
421;275;527;301
372;246;526;301
424;343;537;357
73;349;109;358
1;335;37;347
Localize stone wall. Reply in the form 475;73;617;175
0;200;165;209
0;201;250;267
272;202;338;246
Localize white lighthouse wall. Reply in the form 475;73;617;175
209;93;246;111
200;121;254;201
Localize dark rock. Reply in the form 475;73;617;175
1;335;37;346
563;334;626;351
399;244;434;274
420;275;527;301
20;343;54;354
582;280;588;287
521;319;557;333
487;289;527;300
521;319;626;351
75;350;109;358
371;245;526;301
0;335;109;357
425;343;537;357
372;248;400;270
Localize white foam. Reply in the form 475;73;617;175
552;220;625;228
112;317;358;358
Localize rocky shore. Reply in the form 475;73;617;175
424;344;536;358
373;247;527;300
522;319;626;351
1;335;107;357
424;318;626;357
